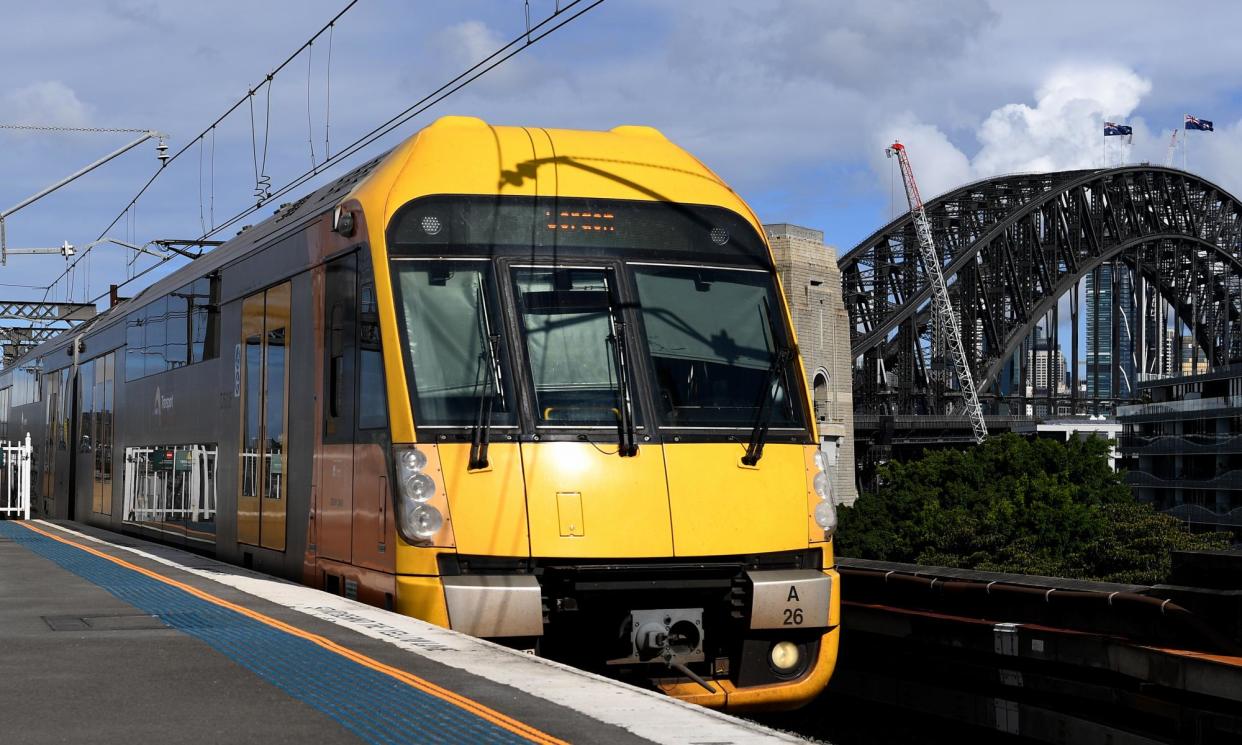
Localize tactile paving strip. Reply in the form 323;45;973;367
0;521;552;745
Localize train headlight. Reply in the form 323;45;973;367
393;445;449;545
401;448;428;472
812;470;830;500
811;448;838;538
404;472;436;502
814;498;838;533
770;641;801;672
405;503;444;539
397;447;435;502
813;450;830;473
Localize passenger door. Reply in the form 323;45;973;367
238;282;291;551
351;263;393;571
317;254;357;563
73;358;95;524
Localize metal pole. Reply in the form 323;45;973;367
0;131;163;264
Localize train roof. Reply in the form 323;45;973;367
6;151;391;370
6;116;759;373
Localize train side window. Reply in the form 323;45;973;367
147;299;169;377
166;291;189;369
357;283;387;430
323;253;357;443
192;276;220;363
125;311;145;380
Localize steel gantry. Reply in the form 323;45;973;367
840;166;1242;418
0;301;95;366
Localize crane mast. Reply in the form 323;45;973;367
886;142;988;443
1165;130;1179;168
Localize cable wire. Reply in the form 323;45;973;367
0;124;150;133
306;39;317;169
40;0;360;304
54;0;604;307
188;0;604;243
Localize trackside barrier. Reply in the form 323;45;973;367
0;433;32;520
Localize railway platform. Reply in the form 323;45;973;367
0;519;807;745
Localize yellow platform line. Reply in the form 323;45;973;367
17;521;566;745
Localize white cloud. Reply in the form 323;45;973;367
2;81;91;128
972;65;1151;175
871;66;1161;195
869;114;973;200
426;20;539;94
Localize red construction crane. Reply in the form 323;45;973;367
886;141;988;443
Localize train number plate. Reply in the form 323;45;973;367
747;569;831;630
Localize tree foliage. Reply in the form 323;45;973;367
836;434;1229;584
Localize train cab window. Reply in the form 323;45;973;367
392;260;514;428
510;267;636;427
631;264;803;429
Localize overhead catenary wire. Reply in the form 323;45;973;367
177;0;606;245
66;0;605;306
40;0;360;304
324;22;334;160
0;124;151;134
306;40;317;169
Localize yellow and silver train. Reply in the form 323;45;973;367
3;116;840;709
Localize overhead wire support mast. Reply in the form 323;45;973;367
885;141;988;443
0;129;168;265
89;0;605;307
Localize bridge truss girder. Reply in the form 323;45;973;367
840;166;1242;416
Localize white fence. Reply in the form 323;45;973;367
122;444;218;525
0;434;32;520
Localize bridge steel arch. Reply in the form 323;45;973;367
840;166;1242;416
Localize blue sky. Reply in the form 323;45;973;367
4;0;1242;325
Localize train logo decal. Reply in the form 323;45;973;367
153;387;173;418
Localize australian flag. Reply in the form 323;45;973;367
1185;115;1214;131
1104;121;1133;137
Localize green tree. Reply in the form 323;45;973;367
837;434;1229;584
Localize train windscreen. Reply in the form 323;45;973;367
631;264;803;428
391;259;516;427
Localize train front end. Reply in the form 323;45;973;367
351;116;840;710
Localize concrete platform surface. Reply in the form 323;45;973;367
0;519;808;745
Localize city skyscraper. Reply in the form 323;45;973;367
1085;262;1136;406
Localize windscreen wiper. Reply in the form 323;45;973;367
742;345;792;466
469;333;503;470
469;282;505;470
607;314;639;457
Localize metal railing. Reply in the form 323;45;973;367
0;434;32;519
1116;396;1242;418
122;444;217;524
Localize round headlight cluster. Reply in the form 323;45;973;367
811;449;838;537
396;446;443;540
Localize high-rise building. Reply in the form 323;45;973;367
1085;263;1136;405
1025;327;1068;395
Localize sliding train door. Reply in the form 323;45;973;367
318;253;357;563
316;249;391;574
238;282;291;551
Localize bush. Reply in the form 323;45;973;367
836;434;1228;584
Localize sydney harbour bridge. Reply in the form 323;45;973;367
839;166;1242;448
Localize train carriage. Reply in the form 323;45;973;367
0;116;840;710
